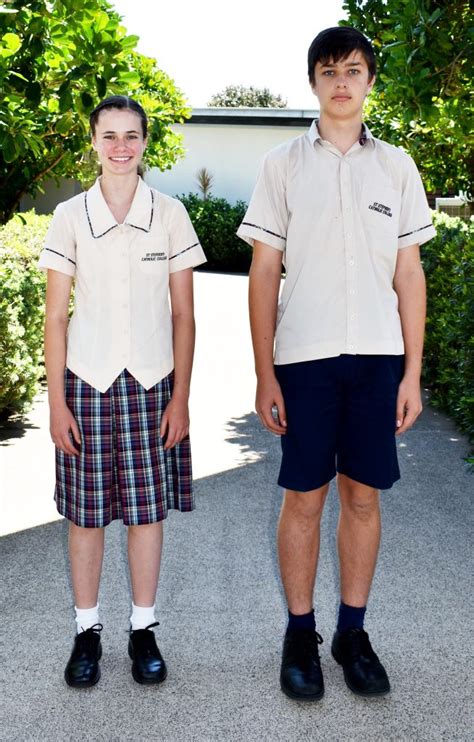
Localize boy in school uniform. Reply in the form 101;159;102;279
237;26;435;701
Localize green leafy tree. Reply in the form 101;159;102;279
341;0;473;196
208;85;287;108
0;0;190;224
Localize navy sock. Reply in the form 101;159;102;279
337;601;366;633
287;608;316;633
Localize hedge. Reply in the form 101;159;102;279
177;193;251;272
0;204;472;453
0;211;49;419
421;211;473;446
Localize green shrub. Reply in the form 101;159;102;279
177;193;251;273
422;212;474;446
0;211;50;419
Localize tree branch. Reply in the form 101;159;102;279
3;152;66;223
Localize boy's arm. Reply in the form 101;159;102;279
249;241;287;435
393;243;426;435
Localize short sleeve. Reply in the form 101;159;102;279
237;152;288;251
398;155;436;249
37;203;76;276
168;200;206;274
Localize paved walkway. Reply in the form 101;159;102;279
0;272;472;741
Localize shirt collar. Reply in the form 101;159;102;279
307;119;374;148
85;176;155;239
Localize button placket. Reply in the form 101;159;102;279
340;159;358;353
118;233;131;363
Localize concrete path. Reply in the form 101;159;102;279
0;272;472;741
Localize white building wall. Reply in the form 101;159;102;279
20;110;318;213
147;122;309;203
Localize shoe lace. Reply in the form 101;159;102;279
76;623;103;647
345;628;376;659
130;621;160;656
130;621;160;634
291;629;323;660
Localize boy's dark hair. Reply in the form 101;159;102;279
89;95;148;138
308;26;376;84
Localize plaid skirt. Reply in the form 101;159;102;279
55;368;194;528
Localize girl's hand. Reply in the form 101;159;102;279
160;396;190;450
50;404;81;455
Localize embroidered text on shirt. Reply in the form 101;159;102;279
141;252;167;262
368;202;392;218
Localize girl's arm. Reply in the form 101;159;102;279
160;267;195;450
44;269;81;455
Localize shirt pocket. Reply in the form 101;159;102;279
361;184;400;240
138;233;169;274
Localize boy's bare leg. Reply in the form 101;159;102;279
278;485;329;614
336;473;380;606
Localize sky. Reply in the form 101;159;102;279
111;0;347;109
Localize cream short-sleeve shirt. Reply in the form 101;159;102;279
237;121;436;365
38;177;206;392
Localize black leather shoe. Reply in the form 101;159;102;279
331;628;390;696
128;621;167;685
64;624;103;688
280;628;324;701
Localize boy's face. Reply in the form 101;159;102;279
311;50;375;120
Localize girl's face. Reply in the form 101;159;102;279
91;108;147;178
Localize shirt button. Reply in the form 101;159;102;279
349;289;356;296
350;314;356;320
349;260;355;266
348;344;355;350
347;233;352;238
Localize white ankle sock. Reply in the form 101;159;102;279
75;603;99;633
130;603;155;631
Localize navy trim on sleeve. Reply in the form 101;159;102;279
398;223;433;239
242;222;286;241
169;242;200;260
44;247;76;266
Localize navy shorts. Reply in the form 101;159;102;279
274;355;405;492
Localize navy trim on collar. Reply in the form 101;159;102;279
84;179;155;240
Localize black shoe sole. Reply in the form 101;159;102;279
131;666;168;685
65;667;101;688
280;679;324;702
331;649;390;697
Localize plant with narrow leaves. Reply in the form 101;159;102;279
196;167;214;200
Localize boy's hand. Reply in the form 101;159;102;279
395;375;423;435
256;376;287;435
50;404;81;455
160;396;190;450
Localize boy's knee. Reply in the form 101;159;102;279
284;485;329;520
337;476;379;521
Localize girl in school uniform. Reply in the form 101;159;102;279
38;95;206;687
